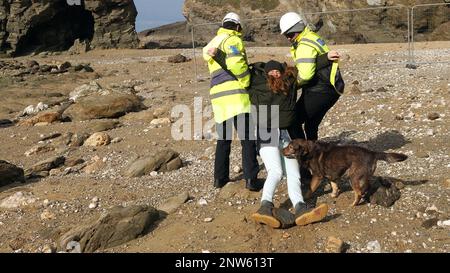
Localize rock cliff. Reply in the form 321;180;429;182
0;0;138;56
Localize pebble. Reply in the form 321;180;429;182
42;245;56;253
427;112;440;120
233;166;242;173
204;217;213;222
150;171;158;177
437;220;450;228
40;209;56;221
325;236;345;253
66;241;81;253
197;198;208;206
111;137;123;143
88;202;98;209
366;240;381;253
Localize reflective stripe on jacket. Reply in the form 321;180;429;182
203;28;251;123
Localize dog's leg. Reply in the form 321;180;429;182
350;174;363;207
330;181;340;198
304;175;322;200
352;191;362;207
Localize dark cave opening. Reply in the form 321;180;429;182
14;2;94;56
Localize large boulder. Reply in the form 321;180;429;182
59;205;159;253
0;0;138;56
65;93;143;121
124;149;183;178
0;160;25;187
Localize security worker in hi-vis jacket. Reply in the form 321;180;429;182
280;12;345;141
203;12;259;191
280;12;345;182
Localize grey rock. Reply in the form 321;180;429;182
164;157;183;172
59;61;72;72
427;112;440;120
369;177;401;207
0;119;13;127
65;93;143;121
29;156;65;173
59;205;159;253
123;149;181;177
65;158;85;167
366;240;381;253
421;218;439;229
26;60;39;68
69;39;91;54
39;133;62;142
0;160;25;187
88;120;120;133
157;191;190;214
168;54;190;63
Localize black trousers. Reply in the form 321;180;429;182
292;88;340;141
214;113;259;181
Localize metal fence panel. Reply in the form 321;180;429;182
411;3;450;65
190;4;449;82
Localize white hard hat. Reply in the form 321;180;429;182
222;12;241;25
280;12;303;34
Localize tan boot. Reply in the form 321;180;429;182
294;202;328;226
251;201;281;228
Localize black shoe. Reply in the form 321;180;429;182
245;178;259;191
272;207;295;229
251;201;280;228
214;178;229;188
294;202;328;226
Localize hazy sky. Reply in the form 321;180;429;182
134;0;186;32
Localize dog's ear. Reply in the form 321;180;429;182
298;140;315;157
305;140;315;153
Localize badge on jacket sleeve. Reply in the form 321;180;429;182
229;45;240;55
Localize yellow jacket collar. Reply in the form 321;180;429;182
217;27;242;37
294;26;312;44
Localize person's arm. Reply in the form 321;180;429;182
210;48;227;69
316;53;331;70
223;37;251;89
316;50;340;70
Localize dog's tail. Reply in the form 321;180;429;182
376;152;408;163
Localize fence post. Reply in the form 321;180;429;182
411;6;416;66
191;24;199;82
407;7;411;65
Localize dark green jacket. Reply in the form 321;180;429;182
248;62;297;129
248;54;332;129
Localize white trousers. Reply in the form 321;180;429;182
259;130;304;207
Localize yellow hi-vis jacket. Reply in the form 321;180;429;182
291;27;343;94
203;28;251;124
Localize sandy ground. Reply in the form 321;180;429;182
0;41;449;253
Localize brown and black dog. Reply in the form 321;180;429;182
283;139;408;206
